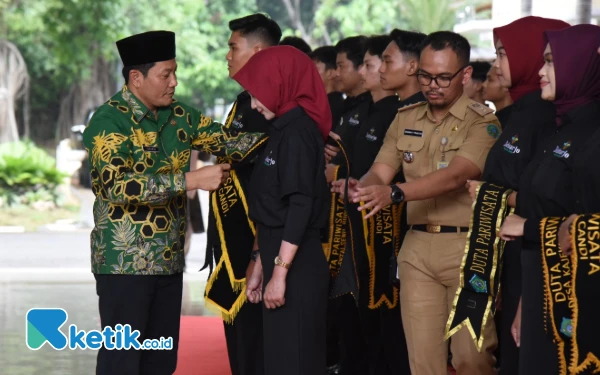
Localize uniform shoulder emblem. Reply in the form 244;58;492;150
397;101;427;113
467;102;494;117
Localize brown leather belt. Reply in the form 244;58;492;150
411;224;469;234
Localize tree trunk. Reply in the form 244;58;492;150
281;0;314;45
576;0;592;24
521;0;532;16
54;57;116;143
0;39;29;144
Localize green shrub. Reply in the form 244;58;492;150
0;140;67;207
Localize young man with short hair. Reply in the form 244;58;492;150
203;13;282;375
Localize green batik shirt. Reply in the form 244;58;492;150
83;85;264;275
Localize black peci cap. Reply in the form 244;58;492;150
116;31;176;66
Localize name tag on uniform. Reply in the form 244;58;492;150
437;161;449;169
404;129;423;137
143;146;160;153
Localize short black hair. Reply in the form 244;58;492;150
279;36;312;55
420;31;471;67
310;46;337;70
335;36;369;69
470;61;492;82
390;29;427;59
122;63;155;84
366;35;392;59
229;13;282;47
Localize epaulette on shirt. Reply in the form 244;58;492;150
467;102;494;117
398;101;427;113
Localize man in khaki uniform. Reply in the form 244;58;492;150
333;31;500;374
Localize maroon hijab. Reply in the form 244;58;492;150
233;46;332;141
493;16;570;102
545;24;600;120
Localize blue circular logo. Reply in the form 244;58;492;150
487;124;500;139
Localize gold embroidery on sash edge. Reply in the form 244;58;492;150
204;170;254;324
362;203;403;309
540;216;570;375
445;183;513;351
569;214;600;374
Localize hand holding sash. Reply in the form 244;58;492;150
499;214;526;241
331;178;360;199
558;214;577;255
352;185;393;219
466;180;483;201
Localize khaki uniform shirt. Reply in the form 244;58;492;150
375;95;500;228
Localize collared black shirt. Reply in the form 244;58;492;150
483;91;556;192
569;101;600;213
227;91;271;133
495;105;513;130
328;92;345;131
331;91;372;166
248;107;328;245
520;101;600;244
352;93;426;179
225;91;272;184
397;91;426;110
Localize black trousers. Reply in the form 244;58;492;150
359;300;411;375
519;250;558;375
94;273;183;375
259;225;329;375
498;241;521;375
224;301;264;375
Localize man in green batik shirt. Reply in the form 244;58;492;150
83;31;264;375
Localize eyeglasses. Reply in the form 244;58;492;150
416;65;468;88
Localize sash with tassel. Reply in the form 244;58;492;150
445;182;514;351
361;202;404;309
202;101;267;324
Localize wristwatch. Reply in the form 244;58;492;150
274;255;291;269
250;250;260;261
390;184;405;204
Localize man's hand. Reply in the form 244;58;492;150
246;258;263;304
263;276;286;309
499;214;527;241
466;180;483;201
325;131;341;163
559;214;578;255
331;178;360;199
186;164;230;191
512;298;522;347
352;185;393;219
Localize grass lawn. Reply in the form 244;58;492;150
0;204;80;231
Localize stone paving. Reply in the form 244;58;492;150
0;188;214;374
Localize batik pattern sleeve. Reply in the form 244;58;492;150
190;111;266;162
83;114;186;206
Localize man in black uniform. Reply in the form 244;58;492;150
311;46;345;131
464;61;491;105
380;29;427;107
327;35;372;181
321;34;371;375
202;13;281;375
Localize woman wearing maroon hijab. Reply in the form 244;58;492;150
465;15;569;375
499;24;600;374
233;45;331;375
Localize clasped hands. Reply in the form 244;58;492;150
330;178;392;219
245;258;287;310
